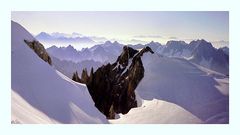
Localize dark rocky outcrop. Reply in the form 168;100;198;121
72;46;154;119
24;39;52;65
72;71;81;82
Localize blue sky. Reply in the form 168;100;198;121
12;11;228;45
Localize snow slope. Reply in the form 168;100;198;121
138;54;229;123
110;98;202;124
11;21;108;124
11;90;57;124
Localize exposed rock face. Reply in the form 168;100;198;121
72;71;81;82
24;39;52;65
72;46;154;119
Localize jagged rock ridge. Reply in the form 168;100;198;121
72;46;154;119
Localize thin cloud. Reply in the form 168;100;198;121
128;39;148;44
211;40;229;48
133;35;162;38
169;37;178;39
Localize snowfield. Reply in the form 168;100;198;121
11;21;108;124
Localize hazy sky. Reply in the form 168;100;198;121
12;11;228;45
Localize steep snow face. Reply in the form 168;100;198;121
11;21;108;124
136;53;229;123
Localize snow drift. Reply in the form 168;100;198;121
11;21;108;124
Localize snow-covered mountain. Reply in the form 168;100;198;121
190;40;229;75
157;40;190;57
90;41;123;56
47;40;162;64
48;39;228;75
11;21;108;124
47;41;162;80
47;45;80;62
156;39;229;75
47;41;123;63
51;56;103;78
35;32;97;49
36;32;95;43
219;46;229;55
128;41;162;51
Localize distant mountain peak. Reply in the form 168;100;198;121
219;46;229;55
166;40;187;45
36;32;52;39
192;39;209;44
63;45;78;52
38;31;49;35
189;39;213;48
113;41;119;44
147;41;161;45
197;39;209;44
198;39;213;48
66;44;74;49
48;45;58;49
72;32;82;36
149;41;155;44
104;40;112;44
